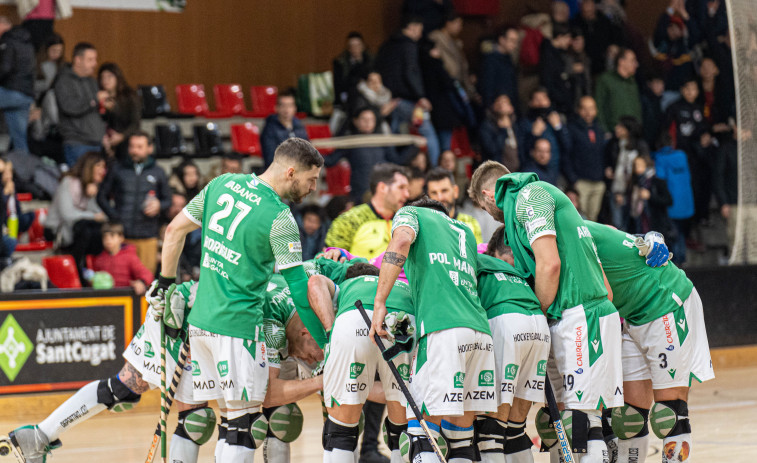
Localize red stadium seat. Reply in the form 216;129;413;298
15;208;53;252
230;123;262;157
450;127;475;158
305;124;333;155
175;84;229;118
42;255;82;289
325;161;351;196
213;84;257;117
248;86;278;118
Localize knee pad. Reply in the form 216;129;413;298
441;420;475;461
217;415;228;442
559;410;604;455
382;417;407;451
226;410;268;449
474;416;506;455
650;400;690;439
535;407;557;450
611;403;650;440
322;416;359;452
263;403;304;443
505;420;533;455
173;407;217;445
398;423;448;463
97;375;141;412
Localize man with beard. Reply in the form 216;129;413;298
426;167;483;243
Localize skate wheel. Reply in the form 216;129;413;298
0;442;10;456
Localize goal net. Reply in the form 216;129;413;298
726;0;757;264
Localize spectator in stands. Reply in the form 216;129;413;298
54;42;106;166
97;131;171;274
653;132;694;265
568;28;592;102
17;0;70;51
605;115;649;230
0;158;34;252
408;149;430;176
33;32;63;98
402;0;453;35
714;128;738;259
478;25;520;110
326;107;401;203
629;155;673;236
220;152;242;175
91;222;153;295
429;12;478;101
571;0;622;75
565;95;606;221
478;94;520;170
324;195;354;222
331;31;374;133
296;204;328;261
426;167;483;243
406;166;426;203
419;40;464;152
350;71;396;134
98;62;140;161
375;15;440;165
521;137;559;186
699;56;734;130
0;16;35;154
539;23;575;115
641;74;666;148
595;48;642;132
564;187;586;219
518;87;568;175
438;149;466;194
550;0;571;28
46;151;106;276
28;33;64;161
169;159;204;199
652;2;699;94
261;88;308;168
325;163;409;259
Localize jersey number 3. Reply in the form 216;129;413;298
208;193;252;240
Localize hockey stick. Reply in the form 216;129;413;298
159;322;167;463
355;300;448;463
145;338;190;463
544;377;575;463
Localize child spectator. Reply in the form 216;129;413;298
91;222;153;295
296;204;328;261
629;155;673;236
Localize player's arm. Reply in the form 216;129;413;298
531;235;561;313
263;366;323;408
600;264;613;302
161;211;200;279
307;275;337;332
372;226;414;340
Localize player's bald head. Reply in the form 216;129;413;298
272;138;324;170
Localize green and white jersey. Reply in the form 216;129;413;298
184;173;303;340
476;254;542;319
304;256;369;284
585;221;693;325
392;206;490;337
495;173;608;320
263;274;296;369
336;275;413;318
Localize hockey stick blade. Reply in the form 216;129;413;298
355;300;448;463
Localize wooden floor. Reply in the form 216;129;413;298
0;364;755;462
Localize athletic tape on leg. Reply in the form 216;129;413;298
474;416;506;454
441;419;476;461
505;420;533;455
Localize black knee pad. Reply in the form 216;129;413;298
322;417;359;452
227;411;267;449
441;422;476;461
383;417;406;451
217;416;228;441
504;420;533;454
173;407;217;445
96;375;141;411
651;400;691;439
474;416;506;455
561;410;604;454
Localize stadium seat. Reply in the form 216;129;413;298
248;85;278;118
230;123;262;157
214;84;258;117
42;255;81;289
325;161;351;196
175;84;230;118
15;208;53;252
154;123;188;158
193;122;224;157
450;127;475;158
305;124;334;155
138;85;172;118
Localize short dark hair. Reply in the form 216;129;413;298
300;204;323;220
614;47;634;69
345;262;380;280
485;226;513;258
408;196;448;215
72;42;96;59
222;151;243;162
346;31;364;41
407;166;425;181
102;222;124;237
369;163;409;195
426;167;455;185
529;86;549;101
553;23;572;38
129;130;152;144
444;11;460;24
277;87;297;103
273;138;324;169
401;15;424;29
496;25;518;40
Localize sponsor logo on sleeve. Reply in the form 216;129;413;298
288;242;302;253
191;360;201;376
217;360;229;377
478;370;494;387
349;362;365;379
504;364;519;381
536;360;547;377
525;217;547;234
453;371;465;388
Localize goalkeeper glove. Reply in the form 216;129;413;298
146;274;176;321
635;232;671;267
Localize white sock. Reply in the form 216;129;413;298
219;440;255;462
215;438;225;463
482;451;506;463
390;449;404;463
263;437;290;463
548;444;562;463
38;380;106;441
662;433;691;463
504;449;532;463
581;439;609;463
169;434;199;463
617;435;648;463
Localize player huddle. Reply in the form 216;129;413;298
4;140;712;463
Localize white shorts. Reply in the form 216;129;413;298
546;301;624;410
489;312;551;405
188;324;269;406
122;312;200;405
623;288;715;388
324;309;412;408
409;327;497;417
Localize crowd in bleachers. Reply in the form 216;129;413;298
0;0;742;291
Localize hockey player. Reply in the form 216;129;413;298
371;197;497;463
475;227;550;463
469;161;622;463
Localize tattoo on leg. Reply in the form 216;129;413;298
119;362;150;394
382;252;407;267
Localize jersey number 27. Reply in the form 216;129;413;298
208;193;252;240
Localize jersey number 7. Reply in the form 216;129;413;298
449;224;467;258
209;193;252;240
